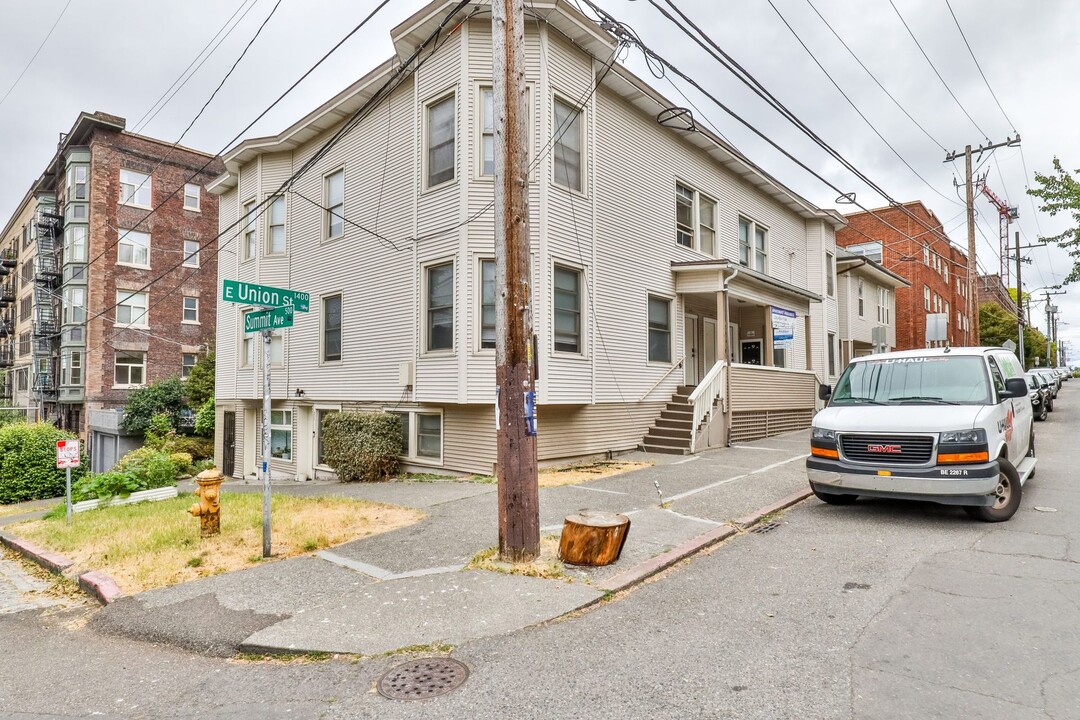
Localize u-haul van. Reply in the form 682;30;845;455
807;347;1036;522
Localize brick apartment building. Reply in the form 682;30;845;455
978;273;1019;316
837;202;972;349
0;111;222;447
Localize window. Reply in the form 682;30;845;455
922;246;930;265
426;95;456;187
62;350;82;386
945;301;950;326
183;183;200;211
480;259;496;350
19;296;31;323
553;265;582;354
395;412;410;456
118;229;150;267
825;252;835;297
426;262;454;351
65;225;87;263
322;294;341;362
267;196;285;254
182;353;197;379
182;296;199;323
67;165;88;201
116;291;149;326
183;239;200;268
924;286;931;310
878;288;890;324
847;241;882;262
18;332;30;357
416;413;442;459
16;368;28;391
699;196;716;257
242;201;257;261
828;332;837;377
270;410;292;461
773;348;787;369
857;278;864;317
647;295;671;363
114;351;146;387
242;332;254;368
119;169;151;207
480;87;495;177
553;97;582;191
325;170;344;239
240;313;281;368
63;287;85;325
943;263;949;282
675;184;694;247
738;218;768;271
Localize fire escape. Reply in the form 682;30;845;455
33;207;62;402
0;244;15;394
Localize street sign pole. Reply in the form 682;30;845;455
65;467;72;525
56;439;80;525
262;325;272;558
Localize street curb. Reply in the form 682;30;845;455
78;571;123;605
731;488;813;528
595;488;813;594
0;532;74;575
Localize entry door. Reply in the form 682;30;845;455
728;323;739;363
703;319;717;373
684;314;698;385
222;411;236;477
741;339;763;366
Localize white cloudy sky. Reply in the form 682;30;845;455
1;0;1077;359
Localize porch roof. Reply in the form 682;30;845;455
671;259;822;305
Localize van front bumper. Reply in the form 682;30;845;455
807;457;1001;507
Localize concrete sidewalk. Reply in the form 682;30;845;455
89;431;813;657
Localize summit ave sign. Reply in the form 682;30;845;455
222;279;310;312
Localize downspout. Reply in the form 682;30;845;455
722;264;740;447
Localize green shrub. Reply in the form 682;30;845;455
72;471;142;503
321;412;402;483
194;396;215;437
116;447;178;490
0;408;27;428
170;452;194;476
143;413;176;450
171;434;214;460
184;352;215;407
122;376;185;433
0;423;86;504
192;459;217;474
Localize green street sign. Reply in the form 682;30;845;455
222;279;309;312
244;306;294;333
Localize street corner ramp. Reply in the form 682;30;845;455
238;569;604;656
91;592;287;657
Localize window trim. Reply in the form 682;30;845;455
552;260;586;357
116;229;151;269
422;258;455;355
320;292;343;365
182;239;200;268
738;216;769;272
113;350;147;389
119;168;152;209
386;407;445;467
825;251;835;298
114;290;150;329
857;278;864;318
313;404;343;469
270;409;294;462
182;295;200;325
323;167;345;242
182;353;198;379
422;90;458;192
183;183;201;211
551;92;586;195
476;257;496;353
238;308;283;368
475;82;534;181
827;332;837;378
647;292;674;366
241;199;257;262
265;195;286;255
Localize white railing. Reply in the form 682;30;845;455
688;360;727;453
639;356;686;402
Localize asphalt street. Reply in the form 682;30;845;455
1;384;1077;719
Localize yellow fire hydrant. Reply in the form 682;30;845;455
188;467;224;537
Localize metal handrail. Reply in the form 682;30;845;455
639;356;685;401
688;360;728;453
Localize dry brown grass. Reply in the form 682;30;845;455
467;535;566;580
537;460;652;488
10;493;423;594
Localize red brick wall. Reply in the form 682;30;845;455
80;129;223;421
837;202;972;349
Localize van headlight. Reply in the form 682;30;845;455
940;429;987;444
812;427;836;441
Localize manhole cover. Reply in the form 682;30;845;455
378;658;470;700
750;521;781;534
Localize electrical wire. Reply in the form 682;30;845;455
0;0;74;110
943;0;1015;133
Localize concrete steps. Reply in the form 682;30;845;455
641;385;696;454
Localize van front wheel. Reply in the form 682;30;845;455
964;459;1022;522
811;484;858;505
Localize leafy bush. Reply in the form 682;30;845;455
72;471;142;503
171;434;215;460
116;447;178;490
321;412;403;483
143;413;175;450
122;376;185;433
0;423;86;504
194;396;215;437
0;407;27;428
184;352;215;407
170;452;194;476
192;459;217;474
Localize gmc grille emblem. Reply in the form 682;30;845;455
867;444;902;454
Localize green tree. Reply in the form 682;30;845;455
1027;157;1080;283
121;376;186;433
184;351;215;407
979;303;1054;367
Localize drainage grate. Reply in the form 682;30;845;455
378;658;470;700
750;521;781;534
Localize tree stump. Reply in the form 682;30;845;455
558;511;631;566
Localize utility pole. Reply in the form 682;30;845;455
492;0;539;563
1015;231;1024;369
945;135;1020;344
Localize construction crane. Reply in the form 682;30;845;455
977;177;1019;287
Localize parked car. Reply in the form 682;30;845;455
1036;369;1061;399
808;347;1036;522
1057;367;1071;382
1027;373;1049;421
1026;371;1054;414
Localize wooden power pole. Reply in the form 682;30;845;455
492;0;540;562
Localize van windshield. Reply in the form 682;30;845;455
831;356;991;406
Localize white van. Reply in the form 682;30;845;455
807;347;1036;522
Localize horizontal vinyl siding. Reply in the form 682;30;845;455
729;365;816;412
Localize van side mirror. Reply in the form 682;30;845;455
818;383;832;401
1003;377;1028;399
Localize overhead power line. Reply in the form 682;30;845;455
943;0;1015;132
0;0;74;110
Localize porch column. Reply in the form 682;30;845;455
764;306;774;367
716;290;728;368
804;314;813;371
717;287;730;447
